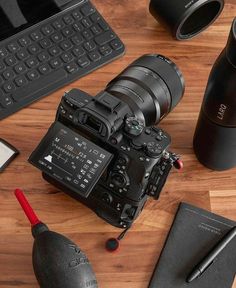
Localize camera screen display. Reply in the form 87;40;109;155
29;122;113;198
0;0;75;42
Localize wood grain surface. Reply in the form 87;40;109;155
0;0;236;287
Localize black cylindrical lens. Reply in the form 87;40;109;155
106;54;185;126
149;0;224;40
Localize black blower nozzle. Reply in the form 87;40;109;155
15;189;98;288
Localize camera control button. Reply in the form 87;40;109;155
145;128;151;135
131;138;144;149
102;193;113;204
126;207;136;218
117;157;127;165
111;172;128;188
156;135;162;141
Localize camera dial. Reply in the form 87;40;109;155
110;172;129;188
124;117;144;136
145;142;163;157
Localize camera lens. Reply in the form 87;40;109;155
106;54;185;126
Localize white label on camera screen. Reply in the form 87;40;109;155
0;142;15;168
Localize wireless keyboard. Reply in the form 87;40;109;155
0;0;125;120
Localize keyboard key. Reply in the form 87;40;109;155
91;25;102;35
110;39;124;50
61;52;74;63
15;75;28;87
39;38;52;49
100;44;112;56
65;62;78;73
83;29;93;40
12;69;67;102
89;51;101;62
38;51;50;62
98;19;109;31
5;55;17;66
78;56;90;68
62;27;74;37
95;32;116;46
82;18;92;28
18;36;31;47
28;44;41;55
52;20;65;30
8;42;20;53
0;95;14;108
30;31;43;41
49;46;61;57
41;25;54;36
63;15;74;25
3;69;15;80
73;21;84;32
26;57;39;68
90;13;100;23
38;64;51;75
60;40;73;51
84;40;96;52
14;63;27;74
16;48;29;60
3;81;15;93
73;47;85;57
71;35;84;45
81;4;96;16
27;70;40;81
0;60;6;72
51;33;63;43
72;10;82;20
50;58;63;69
0;48;8;58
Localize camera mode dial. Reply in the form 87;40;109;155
124;117;144;136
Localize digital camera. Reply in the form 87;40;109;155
29;54;185;228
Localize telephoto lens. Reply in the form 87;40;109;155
106;54;185;127
193;18;236;171
149;0;224;40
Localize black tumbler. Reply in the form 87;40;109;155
193;18;236;171
149;0;224;40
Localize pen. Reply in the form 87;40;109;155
186;226;236;283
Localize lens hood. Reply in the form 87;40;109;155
150;0;224;40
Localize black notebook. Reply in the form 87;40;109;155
148;203;236;288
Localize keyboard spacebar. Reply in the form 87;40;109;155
12;69;67;102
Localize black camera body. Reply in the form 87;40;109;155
29;55;185;228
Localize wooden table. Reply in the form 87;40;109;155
0;0;236;287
